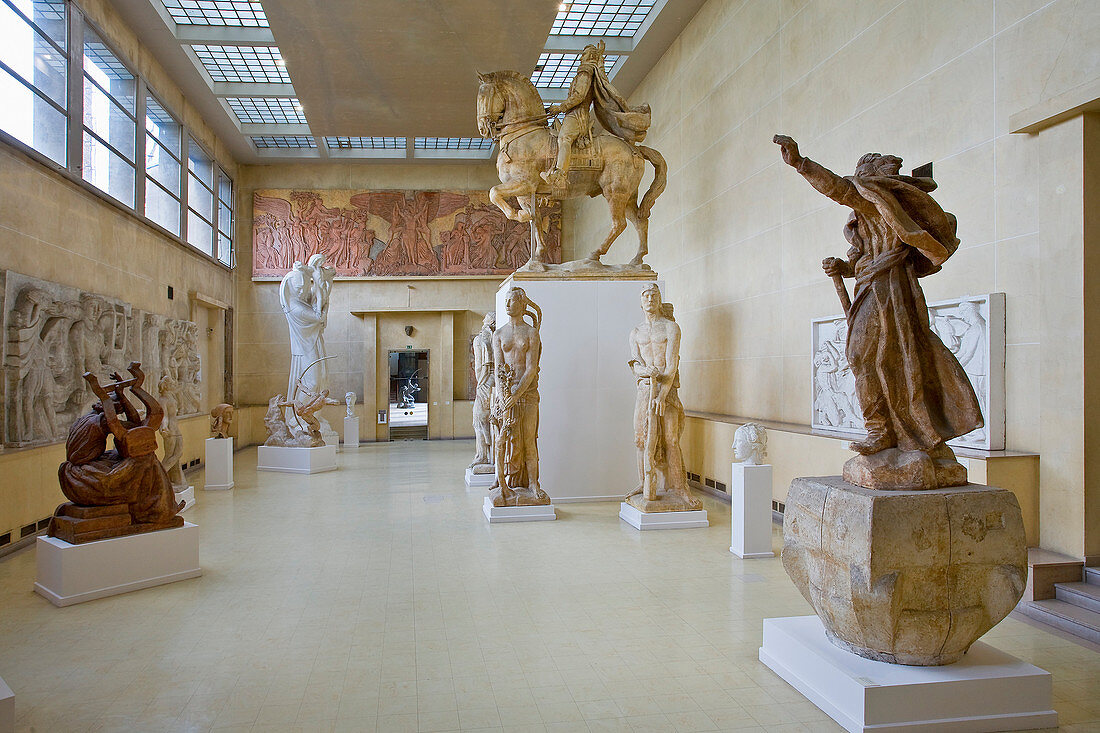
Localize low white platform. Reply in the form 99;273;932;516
619;502;708;530
0;674;12;733
759;615;1057;733
483;497;556;523
730;462;774;558
343;416;360;451
204;437;234;490
34;522;202;607
465;467;494;487
257;444;337;474
175;485;195;512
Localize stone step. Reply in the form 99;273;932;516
1017;598;1100;645
1086;566;1100;585
1056;581;1100;613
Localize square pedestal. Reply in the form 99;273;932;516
0;675;12;733
343;416;360;450
257;444;337;474
465;467;494;487
619;502;708;530
175;485;195;512
204;437;234;490
730;462;774;558
759;616;1057;733
34;522;202;607
496;275;661;502
483;497;556;523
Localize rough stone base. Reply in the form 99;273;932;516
782;476;1026;666
843;444;967;490
489;485;551;507
624;491;702;513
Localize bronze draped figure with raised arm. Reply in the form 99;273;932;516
774;134;982;490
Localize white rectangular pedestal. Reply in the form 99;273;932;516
730;462;774;558
465;467;494;487
343;416;360;450
204;437;234;490
483;497;556;523
34;522;202;607
497;276;661;502
619;502;708;530
0;675;12;733
256;444;337;474
759;616;1057;733
175;485;195;512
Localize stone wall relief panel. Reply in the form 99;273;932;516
2;270;202;448
811;293;1006;450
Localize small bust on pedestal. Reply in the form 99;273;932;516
733;422;767;466
344;391;355;418
730;423;773;558
209;403;234;439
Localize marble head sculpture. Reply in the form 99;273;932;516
209;403;234;439
733;423;767;465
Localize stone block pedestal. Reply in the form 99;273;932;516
204;437;234;490
730;462;773;558
0;675;12;733
619;502;708;530
175;485;196;511
465;467;494;487
483;497;556;523
343;416;360;451
257;444;337;474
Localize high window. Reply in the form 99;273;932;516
145;94;182;235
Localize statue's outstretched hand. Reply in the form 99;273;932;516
773;134;803;167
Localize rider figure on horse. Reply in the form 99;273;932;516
541;41;653;189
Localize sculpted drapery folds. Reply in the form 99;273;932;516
774;135;982;489
469;312;496;471
280;253;335;399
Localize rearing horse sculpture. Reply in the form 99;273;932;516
476;71;666;271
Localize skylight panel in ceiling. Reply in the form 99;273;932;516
252;136;316;149
414;137;493;150
226;97;306;124
325;137;406;149
530;52;620;88
191;45;290;84
552;1;657;37
162;0;268;27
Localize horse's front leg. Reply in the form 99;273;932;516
489;181;535;223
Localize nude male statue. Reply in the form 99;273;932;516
624;284;700;511
469;312;496;471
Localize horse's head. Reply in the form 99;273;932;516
476;70;544;140
476;72;505;140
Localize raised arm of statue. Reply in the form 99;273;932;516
774;135;870;213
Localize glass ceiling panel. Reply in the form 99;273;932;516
325;137;405;149
191;44;289;83
226;97;306;124
531;52;619;88
162;0;268;27
252;136;316;149
414;137;492;150
552;1;657;37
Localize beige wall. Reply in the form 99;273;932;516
0;0;238;542
573;0;1100;557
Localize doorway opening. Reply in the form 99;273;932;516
388;350;428;440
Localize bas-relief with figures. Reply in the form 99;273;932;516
252;189;561;278
772;136;1026;667
3;270;202;449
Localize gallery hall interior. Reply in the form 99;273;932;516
2;0;1100;731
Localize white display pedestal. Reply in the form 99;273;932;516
343;416;360;450
0;675;12;733
175;485;196;512
34;522;202;607
497;275;660;502
483;496;556;523
619;502;709;530
759;616;1057;733
257;444;337;474
465;467;494;487
204;437;234;490
730;462;774;558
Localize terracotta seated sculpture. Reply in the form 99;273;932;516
49;363;184;544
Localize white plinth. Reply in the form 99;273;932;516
465;467;495;487
483;496;556;523
175;485;195;512
759;616;1057;733
730;462;774;558
619;502;709;530
257;444;337;474
204;437;234;490
343;416;360;450
497;276;661;502
0;675;12;733
34;522;202;607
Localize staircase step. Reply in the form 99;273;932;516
1055;581;1100;613
1018;598;1100;644
1086;566;1100;585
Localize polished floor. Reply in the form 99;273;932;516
1;440;1098;732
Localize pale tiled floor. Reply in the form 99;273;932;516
1;440;1099;732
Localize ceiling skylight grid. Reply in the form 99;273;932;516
83;40;134;81
191;45;289;83
531;52;620;88
552;1;657;37
414;137;493;150
162;0;268;27
324;136;405;149
226;97;306;124
145;96;176;126
252;136;316;149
